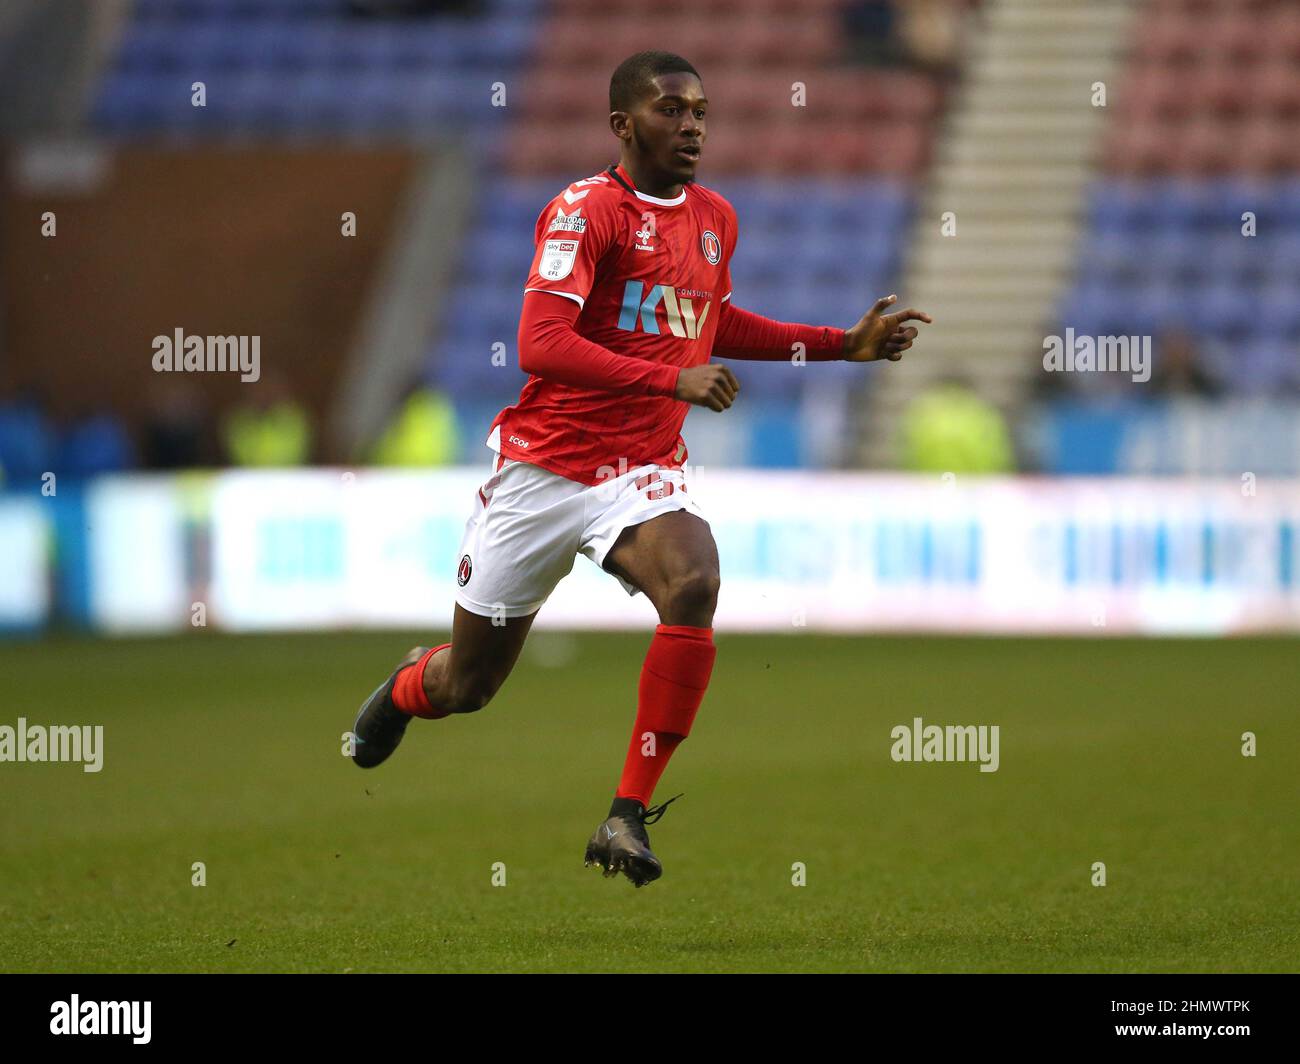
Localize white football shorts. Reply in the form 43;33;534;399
452;452;708;619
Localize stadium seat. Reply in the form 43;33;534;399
92;0;542;137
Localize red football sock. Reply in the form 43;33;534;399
616;624;716;806
392;644;451;719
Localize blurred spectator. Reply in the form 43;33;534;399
896;0;964;76
843;0;964;74
142;379;215;469
222;374;312;468
0;390;56;489
370;379;460;467
58;406;135;478
899;379;1015;474
843;1;901;67
1149;329;1224;398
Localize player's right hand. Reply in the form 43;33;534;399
674;364;740;411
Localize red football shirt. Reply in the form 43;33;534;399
489;163;737;485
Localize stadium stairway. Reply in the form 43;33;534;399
857;0;1138;468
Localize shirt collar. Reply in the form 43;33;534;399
613;163;687;207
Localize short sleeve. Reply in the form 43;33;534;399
523;189;614;310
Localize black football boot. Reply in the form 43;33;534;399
584;794;683;888
350;646;429;769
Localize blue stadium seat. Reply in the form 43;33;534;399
93;0;541;137
1266;233;1300;282
1065;178;1300;393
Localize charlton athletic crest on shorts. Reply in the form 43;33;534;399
457;553;472;587
701;230;721;265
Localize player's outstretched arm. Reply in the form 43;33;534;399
711;301;846;362
711;295;932;367
842;294;934;363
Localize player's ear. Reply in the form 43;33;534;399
610;111;632;142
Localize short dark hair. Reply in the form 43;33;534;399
609;51;701;113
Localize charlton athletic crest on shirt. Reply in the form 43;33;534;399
457;553;472;587
701;230;721;265
540;238;578;280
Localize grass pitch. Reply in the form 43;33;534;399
0;631;1296;973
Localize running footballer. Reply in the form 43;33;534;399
349;51;932;887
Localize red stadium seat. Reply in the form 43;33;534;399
1118;66;1190;123
1192;58;1250;116
515;0;952;179
664;20;745;67
536;13;612;66
552;0;792;15
1145;0;1219;11
1174;115;1235;175
704;71;776;119
1269;8;1300;62
1109;0;1300;179
1103;121;1172;177
506;123;613;177
1238;115;1300;176
1253;58;1300;118
1133;14;1202;64
825;120;927;177
1203;7;1264;64
691;128;751;173
514;68;611;121
745;20;840;65
860;72;942;121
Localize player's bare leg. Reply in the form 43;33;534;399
349;604;536;769
583;509;720;885
603;509;721;627
422;603;538;713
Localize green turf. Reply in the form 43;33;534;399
0;631;1296;973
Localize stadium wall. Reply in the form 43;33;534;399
1;143;418;459
3;468;1298;637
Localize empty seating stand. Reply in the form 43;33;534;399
1059;0;1300;394
93;0;543;137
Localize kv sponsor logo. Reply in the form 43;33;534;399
152;327;261;382
617;281;711;339
50;995;151;1044
1042;329;1150;383
0;718;103;772
890;717;1000;773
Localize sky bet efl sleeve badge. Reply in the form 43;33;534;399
540;238;579;280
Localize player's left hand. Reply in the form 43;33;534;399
842;295;933;363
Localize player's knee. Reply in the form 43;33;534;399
662;568;720;622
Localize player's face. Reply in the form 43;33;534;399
628;72;707;185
